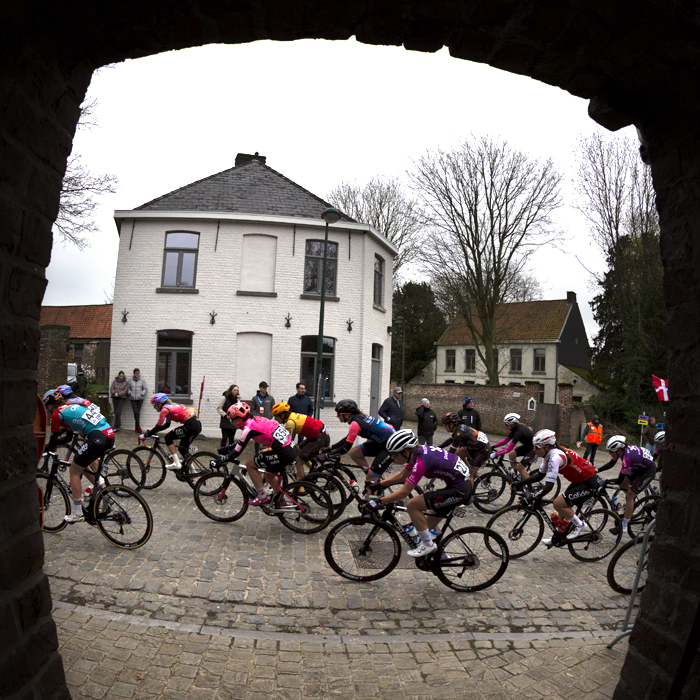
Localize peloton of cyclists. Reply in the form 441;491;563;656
271;401;330;480
140;393;202;471
491;413;536;480
597;435;656;535
513;428;600;544
438;412;491;484
362;429;472;558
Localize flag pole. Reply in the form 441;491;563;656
198;375;205;417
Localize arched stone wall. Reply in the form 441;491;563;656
2;3;699;698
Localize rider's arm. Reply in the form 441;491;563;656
437;436;453;449
596;457;617;473
514;471;545;488
145;406;172;437
328;421;362;454
493;441;515;456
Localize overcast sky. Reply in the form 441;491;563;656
43;38;638;341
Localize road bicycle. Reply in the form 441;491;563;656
324;488;509;592
607;529;654;594
132;434;218;490
193;456;333;533
36;451;153;549
486;495;622;561
598;479;660;538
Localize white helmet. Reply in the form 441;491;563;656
654;430;666;444
606;435;627;452
386;429;419;453
504;413;520;425
533;429;557;448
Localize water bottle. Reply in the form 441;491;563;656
405;524;421;546
82;485;93;506
348;479;362;495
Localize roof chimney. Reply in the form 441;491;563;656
235;152;266;167
566;291;577;304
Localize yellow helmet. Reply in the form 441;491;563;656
271;402;291;415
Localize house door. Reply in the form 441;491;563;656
370;344;382;416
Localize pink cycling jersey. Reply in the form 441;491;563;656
230;415;293;457
154;404;198;427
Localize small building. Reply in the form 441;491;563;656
110;153;397;436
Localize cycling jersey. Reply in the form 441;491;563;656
330;414;395;452
229;415;293;458
538;447;595;484
49;402;113;438
493;424;533;455
154;404;198;428
447;423;490;453
617;445;655;475
404;445;470;488
284;413;326;440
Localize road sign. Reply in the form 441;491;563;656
638;418;649;425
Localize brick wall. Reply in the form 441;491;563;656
37;325;70;394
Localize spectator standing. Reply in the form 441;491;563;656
76;370;87;397
415;398;438;446
577;415;603;465
110;370;129;432
378;386;404;430
217;384;240;447
252;381;275;453
127;368;148;433
288;382;314;443
642;417;658;454
458;397;482;431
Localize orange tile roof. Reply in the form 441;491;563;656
40;305;113;339
438;299;572;344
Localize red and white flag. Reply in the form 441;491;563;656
652;375;669;402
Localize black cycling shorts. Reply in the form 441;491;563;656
254;443;298;474
298;430;331;462
165;416;202;455
423;481;472;517
515;445;536;462
465;448;489;470
361;441;394;476
628;466;656;494
74;431;115;468
563;475;603;508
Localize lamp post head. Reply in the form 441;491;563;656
321;207;342;224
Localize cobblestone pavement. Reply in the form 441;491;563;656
54;602;628;700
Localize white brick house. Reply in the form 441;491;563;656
110;153;397;437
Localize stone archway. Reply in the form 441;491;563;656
2;4;699;698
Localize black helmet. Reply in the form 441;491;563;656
335;399;358;414
442;411;460;426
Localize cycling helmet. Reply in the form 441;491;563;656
441;412;460;426
532;429;557;448
386;429;419;453
654;430;666;444
227;401;251;422
606;435;627;452
271;402;291;415
56;384;73;397
504;413;520;425
42;390;62;406
151;393;168;406
335;399;358;414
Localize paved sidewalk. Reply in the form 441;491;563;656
54;602;628;700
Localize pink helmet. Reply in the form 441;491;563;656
227;401;251;423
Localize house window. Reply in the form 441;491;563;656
162;231;199;288
156;329;192;398
304;240;338;296
445;349;456;371
300;335;335;404
539;383;545;403
374;255;385;307
534;348;546;372
510;348;522;372
465;348;476;372
73;343;84;358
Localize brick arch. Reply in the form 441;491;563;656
3;4;700;698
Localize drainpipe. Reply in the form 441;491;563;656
554;343;560;404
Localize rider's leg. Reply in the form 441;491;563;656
509;449;528;479
68;462;84;513
349;444;370;473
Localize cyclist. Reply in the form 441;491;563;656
42;390;115;523
598;435;656;535
438;412;491;484
322;399;395;486
223;401;297;506
141;393;201;471
56;384;90;405
271;401;330;480
364;429;472;557
491;413;535;480
513;428;600;544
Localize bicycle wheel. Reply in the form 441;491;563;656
274;481;332;534
132;446;166;489
183;451;219;489
472;471;513;514
324;517;401;581
627;495;659;538
36;473;70;532
487;505;544;559
299;471;348;521
435;526;509;592
103;449;145;492
607;535;654;594
92;485;153;549
579;492;607;514
567;508;622;562
194;472;248;522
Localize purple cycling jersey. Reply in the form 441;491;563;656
230;415;292;457
404;445;470;487
617;444;655;475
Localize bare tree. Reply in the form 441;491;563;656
411;136;562;385
55;97;118;250
327;176;422;276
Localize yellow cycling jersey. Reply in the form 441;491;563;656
284;412;325;439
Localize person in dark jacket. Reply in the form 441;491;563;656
457;397;481;431
110;370;129;431
415;398;438;445
378;386;404;429
217;384;240;447
288;382;313;415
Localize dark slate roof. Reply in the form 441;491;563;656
135;158;355;222
40;305;113;339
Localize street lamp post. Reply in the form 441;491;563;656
396;315;406;392
314;207;342;419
